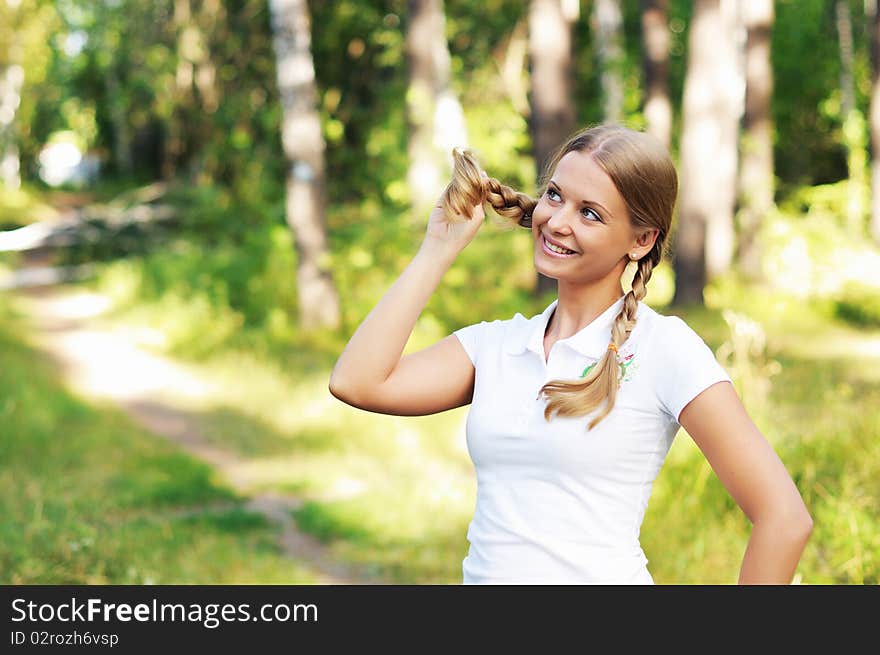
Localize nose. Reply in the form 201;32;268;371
545;204;575;234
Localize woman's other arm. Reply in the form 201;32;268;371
678;381;814;584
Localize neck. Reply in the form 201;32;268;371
546;279;626;340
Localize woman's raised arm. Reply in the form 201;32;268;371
328;198;486;416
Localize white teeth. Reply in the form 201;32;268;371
544;237;575;255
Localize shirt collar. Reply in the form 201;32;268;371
503;295;627;359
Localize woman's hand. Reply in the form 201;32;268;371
420;175;487;258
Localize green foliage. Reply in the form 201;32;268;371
311;0;409;206
752;182;880;309
1;0;65;174
460;65;535;191
773;0;865;191
834;282;880;327
0;185;59;229
9;0;863;205
94;248;298;360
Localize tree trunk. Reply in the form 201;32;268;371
837;0;856;121
495;18;530;117
163;0;191;178
405;0;468;216
164;0;221;179
0;0;23;191
0;63;23;189
529;0;576;298
105;62;133;176
837;0;867;230
737;0;774;282
640;0;671;148
711;0;742;278
870;0;880;243
673;0;740;305
269;0;341;331
194;0;221;115
593;0;626;123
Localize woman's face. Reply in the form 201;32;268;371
531;150;645;286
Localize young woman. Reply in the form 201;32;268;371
329;124;812;584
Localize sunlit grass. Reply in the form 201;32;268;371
131;344;478;583
7;273;479;582
644;279;880;584
0;299;318;584
0;185;59;228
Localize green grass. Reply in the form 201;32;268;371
0;185;59;230
120;343;477;584
0;298;318;584
642;291;879;584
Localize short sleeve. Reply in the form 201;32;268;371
653;316;733;424
453;320;492;367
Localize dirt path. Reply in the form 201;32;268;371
10;280;385;585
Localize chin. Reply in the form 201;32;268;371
535;267;560;281
533;257;562;280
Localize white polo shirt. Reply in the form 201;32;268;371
453;295;733;584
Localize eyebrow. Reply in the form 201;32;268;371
548;180;613;220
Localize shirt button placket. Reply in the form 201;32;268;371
520;350;547;437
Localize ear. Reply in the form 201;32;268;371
630;228;660;258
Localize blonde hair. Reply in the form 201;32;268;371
441;124;678;430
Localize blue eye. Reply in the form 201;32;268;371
581;207;601;222
546;187;603;222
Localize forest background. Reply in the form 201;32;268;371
0;0;877;584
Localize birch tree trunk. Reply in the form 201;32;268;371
593;0;626;123
640;0;671;148
269;0;341;330
0;63;23;189
870;0;880;243
673;0;740;305
837;0;856;121
405;0;468;216
836;0;867;230
164;0;221;179
0;0;23;190
495;18;530;117
737;0;774;281
194;0;221;115
529;0;577;298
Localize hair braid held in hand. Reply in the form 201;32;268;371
441;125;677;431
440;148;537;228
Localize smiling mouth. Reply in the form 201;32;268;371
541;234;578;256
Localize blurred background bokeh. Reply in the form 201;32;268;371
0;0;877;584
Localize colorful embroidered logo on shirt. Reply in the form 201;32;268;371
580;352;638;385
